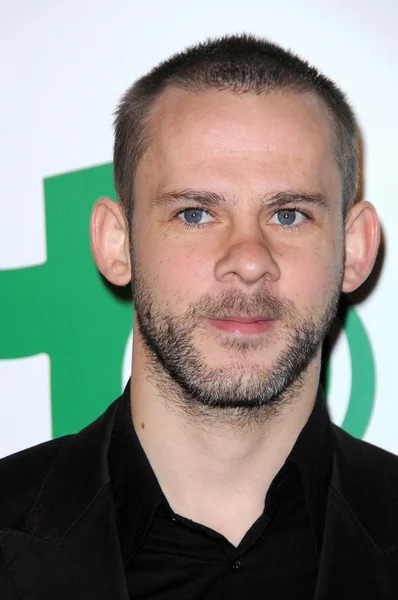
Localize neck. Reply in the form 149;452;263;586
130;336;321;546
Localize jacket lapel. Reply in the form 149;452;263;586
315;486;392;600
0;400;129;600
315;426;398;600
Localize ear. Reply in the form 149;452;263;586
90;197;131;286
342;201;380;293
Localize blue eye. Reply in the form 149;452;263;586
270;209;305;226
178;208;214;225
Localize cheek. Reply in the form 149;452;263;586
281;246;341;307
137;238;213;306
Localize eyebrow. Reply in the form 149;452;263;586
152;189;331;211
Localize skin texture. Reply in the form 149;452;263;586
130;89;344;423
90;88;380;544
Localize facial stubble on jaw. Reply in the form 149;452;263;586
131;263;342;422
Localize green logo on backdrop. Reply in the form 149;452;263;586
0;164;376;439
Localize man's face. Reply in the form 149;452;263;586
132;88;344;410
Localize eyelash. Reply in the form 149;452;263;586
175;207;216;229
175;206;312;230
273;207;312;231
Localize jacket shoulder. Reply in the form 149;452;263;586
0;396;121;532
332;424;398;551
333;424;398;473
0;435;73;528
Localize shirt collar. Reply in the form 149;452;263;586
108;382;165;565
108;382;333;564
285;386;333;553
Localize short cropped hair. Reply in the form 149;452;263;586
114;34;359;227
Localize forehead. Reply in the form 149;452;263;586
136;87;341;201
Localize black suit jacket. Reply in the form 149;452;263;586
1;397;398;599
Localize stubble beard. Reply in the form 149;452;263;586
132;266;342;424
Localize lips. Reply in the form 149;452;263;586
206;316;275;334
217;316;270;324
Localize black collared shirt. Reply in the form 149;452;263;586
108;384;333;599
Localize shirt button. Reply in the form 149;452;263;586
229;559;242;572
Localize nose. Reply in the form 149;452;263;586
214;233;281;287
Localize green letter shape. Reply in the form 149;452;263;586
0;164;132;438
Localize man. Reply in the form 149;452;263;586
0;33;395;599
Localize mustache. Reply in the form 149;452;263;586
187;290;294;321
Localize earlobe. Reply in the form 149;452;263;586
342;201;380;293
90;197;131;286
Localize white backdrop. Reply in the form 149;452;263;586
1;0;397;458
